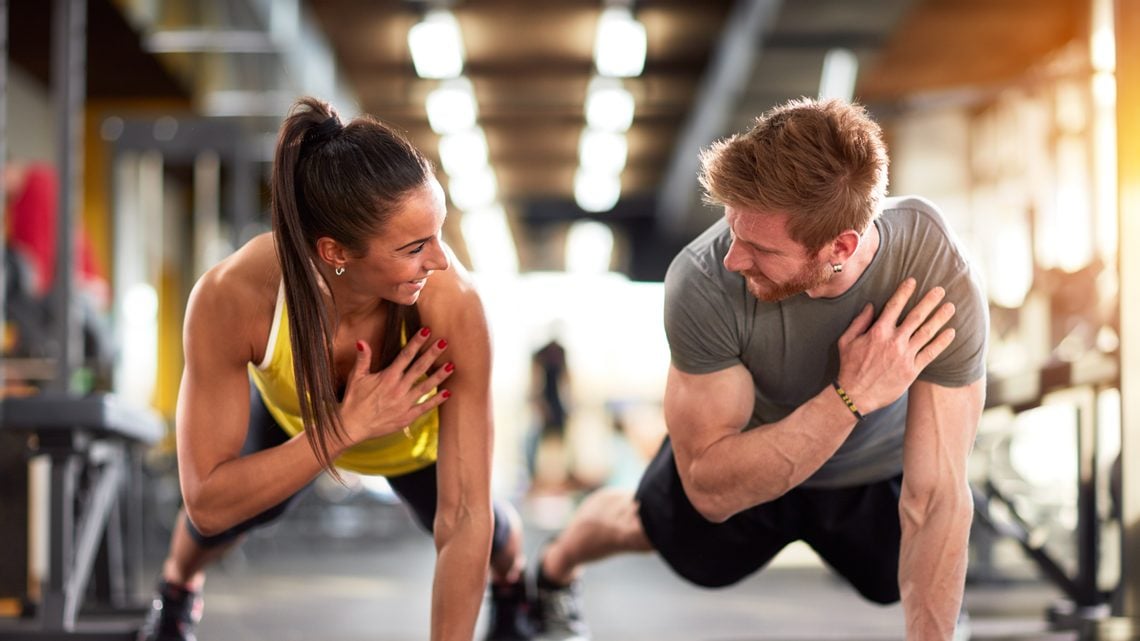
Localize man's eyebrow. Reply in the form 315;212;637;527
746;239;782;254
395;236;432;251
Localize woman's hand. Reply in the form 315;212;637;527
338;327;454;448
836;278;957;415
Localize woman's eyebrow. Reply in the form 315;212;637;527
395;236;432;251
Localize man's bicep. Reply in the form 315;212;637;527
665;363;754;468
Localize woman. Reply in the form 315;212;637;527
139;97;531;641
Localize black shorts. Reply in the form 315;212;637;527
635;438;903;604
185;382;512;555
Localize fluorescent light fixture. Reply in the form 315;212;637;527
574;167;621;213
449;167;498;211
460;204;519;274
594;7;647;78
439;127;489;176
565;220;615;275
426;77;478;134
818;48;858;102
408;10;465;79
585;76;635;132
579;128;627;174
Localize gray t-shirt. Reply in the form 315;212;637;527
663;196;988;488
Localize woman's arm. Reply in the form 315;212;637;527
177;260;452;536
175;269;332;535
418;252;495;641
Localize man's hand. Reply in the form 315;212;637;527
836;278;956;414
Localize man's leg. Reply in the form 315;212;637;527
539;488;653;585
531;489;651;641
534;439;795;641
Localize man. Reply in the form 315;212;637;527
531;98;987;641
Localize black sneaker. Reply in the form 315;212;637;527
137;581;202;641
533;569;589;641
483;578;535;641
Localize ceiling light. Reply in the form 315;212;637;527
565;220;615;275
594;7;647;78
579;129;627;174
408;10;465;79
438;127;489;176
426;77;478;134
818;48;858;102
574;168;621;213
585;76;634;132
460;204;519;274
449;167;498;211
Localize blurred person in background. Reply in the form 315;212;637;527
139;97;532;641
3;161;114;391
529;98;987;641
526;333;573;492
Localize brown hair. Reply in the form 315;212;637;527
699;98;889;252
270;96;433;472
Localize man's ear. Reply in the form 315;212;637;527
314;237;348;270
827;229;862;264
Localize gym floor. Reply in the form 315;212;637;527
181;498;1079;641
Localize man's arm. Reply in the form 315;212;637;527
670;278;958;522
899;379;984;640
666;363;861;522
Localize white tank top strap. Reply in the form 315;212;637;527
255;280;285;370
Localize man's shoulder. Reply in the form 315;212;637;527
880;195;971;260
667;218;731;284
881;195;947;226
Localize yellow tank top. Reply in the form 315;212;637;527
248;284;439;476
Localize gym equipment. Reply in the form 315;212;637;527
0;392;164;640
974;352;1119;633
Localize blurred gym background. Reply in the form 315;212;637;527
1;0;1139;639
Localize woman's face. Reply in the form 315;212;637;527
352;179;450;306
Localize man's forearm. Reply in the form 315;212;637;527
899;487;973;640
685;387;859;522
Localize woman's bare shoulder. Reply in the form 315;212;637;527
185;233;282;361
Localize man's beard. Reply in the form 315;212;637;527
741;259;832;302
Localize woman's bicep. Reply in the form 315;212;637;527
175;286;257;504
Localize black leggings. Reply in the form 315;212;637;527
184;383;513;556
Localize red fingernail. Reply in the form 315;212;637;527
441;390;451;399
356;341;365;352
419;327;431;337
444;362;455;372
436;339;447;349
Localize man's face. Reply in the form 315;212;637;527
722;205;831;302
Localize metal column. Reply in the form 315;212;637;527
51;0;87;392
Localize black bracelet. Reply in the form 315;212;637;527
831;380;865;421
